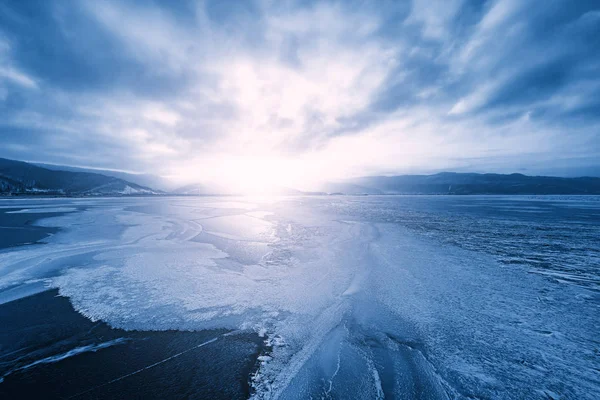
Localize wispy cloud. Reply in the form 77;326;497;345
0;0;598;183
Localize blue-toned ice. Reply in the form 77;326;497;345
0;196;598;399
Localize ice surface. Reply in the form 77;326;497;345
200;214;274;241
1;338;129;382
0;196;598;399
5;207;78;214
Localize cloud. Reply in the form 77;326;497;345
407;0;464;39
0;0;598;184
0;67;37;89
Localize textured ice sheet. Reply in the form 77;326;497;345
4;207;78;214
200;214;275;241
0;196;598;399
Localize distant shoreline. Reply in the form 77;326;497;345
3;193;600;199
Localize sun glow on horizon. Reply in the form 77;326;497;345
219;157;299;194
173;155;335;194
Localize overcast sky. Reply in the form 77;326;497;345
1;0;599;186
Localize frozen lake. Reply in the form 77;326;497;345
0;195;599;399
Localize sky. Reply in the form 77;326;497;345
0;0;599;189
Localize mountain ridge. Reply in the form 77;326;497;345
33;163;175;192
2;157;600;196
0;158;159;196
338;172;600;195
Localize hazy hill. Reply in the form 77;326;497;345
34;163;174;192
0;158;158;195
344;172;600;195
173;183;304;196
4;157;600;196
318;182;382;195
172;183;220;196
